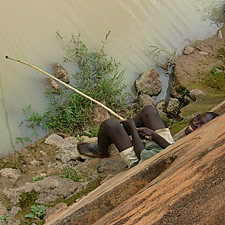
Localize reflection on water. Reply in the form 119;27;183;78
194;0;225;23
0;0;224;154
0;77;15;152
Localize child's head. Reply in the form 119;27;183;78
185;112;219;135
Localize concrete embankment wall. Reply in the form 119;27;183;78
45;100;225;225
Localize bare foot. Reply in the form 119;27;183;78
77;142;105;158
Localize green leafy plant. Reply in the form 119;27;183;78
219;54;225;60
83;124;100;137
18;32;130;143
195;40;200;47
25;204;46;219
59;168;78;182
0;155;22;171
16;136;31;144
32;176;40;182
211;65;224;75
1;215;7;222
76;134;84;142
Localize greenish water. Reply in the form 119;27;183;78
0;0;224;153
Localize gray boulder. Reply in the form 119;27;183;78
190;89;205;101
45;134;65;148
92;105;110;125
137;94;154;107
183;46;195;55
166;98;180;115
54;63;69;83
0;168;21;180
156;100;166;115
136;69;162;96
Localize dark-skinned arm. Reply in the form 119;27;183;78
121;118;145;159
137;127;170;149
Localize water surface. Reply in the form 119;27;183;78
0;0;224;154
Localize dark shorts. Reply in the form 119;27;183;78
130;142;163;168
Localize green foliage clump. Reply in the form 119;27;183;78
25;204;46;220
0;153;23;171
18;32;129;141
204;72;225;92
17;190;39;209
1;215;7;222
59;168;78;182
16;190;46;224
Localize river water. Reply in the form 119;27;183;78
0;0;224;154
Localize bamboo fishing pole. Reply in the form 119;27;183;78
5;56;125;121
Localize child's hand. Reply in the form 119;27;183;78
137;127;154;140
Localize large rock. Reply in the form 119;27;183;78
54;63;69;83
166;98;180;115
3;176;82;205
0;168;21;180
137;94;154;107
135;69;162;96
45;134;65;148
156;100;166;115
183;46;195;55
48;79;60;94
189;89;205;101
92;105;110;125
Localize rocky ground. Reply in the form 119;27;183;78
0;135;127;225
0;23;225;225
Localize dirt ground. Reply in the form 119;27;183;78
0;23;225;225
173;22;225;117
0;134;127;225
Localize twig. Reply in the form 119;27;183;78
5;56;125;121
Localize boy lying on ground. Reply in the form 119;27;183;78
78;105;219;168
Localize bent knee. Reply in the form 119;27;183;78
101;118;120;130
142;105;157;115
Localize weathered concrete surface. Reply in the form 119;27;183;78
45;113;225;225
95;114;225;225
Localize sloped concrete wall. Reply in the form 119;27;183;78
95;113;225;225
45;113;225;225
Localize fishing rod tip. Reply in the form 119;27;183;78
5;56;8;59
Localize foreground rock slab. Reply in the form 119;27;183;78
45;113;225;225
95;114;225;225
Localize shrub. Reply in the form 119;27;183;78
18;32;130;141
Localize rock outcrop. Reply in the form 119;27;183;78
173;23;225;117
189;89;205;101
136;69;162;96
92;105;110;125
54;63;69;83
137;93;154;107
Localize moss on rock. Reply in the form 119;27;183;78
169;119;190;136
